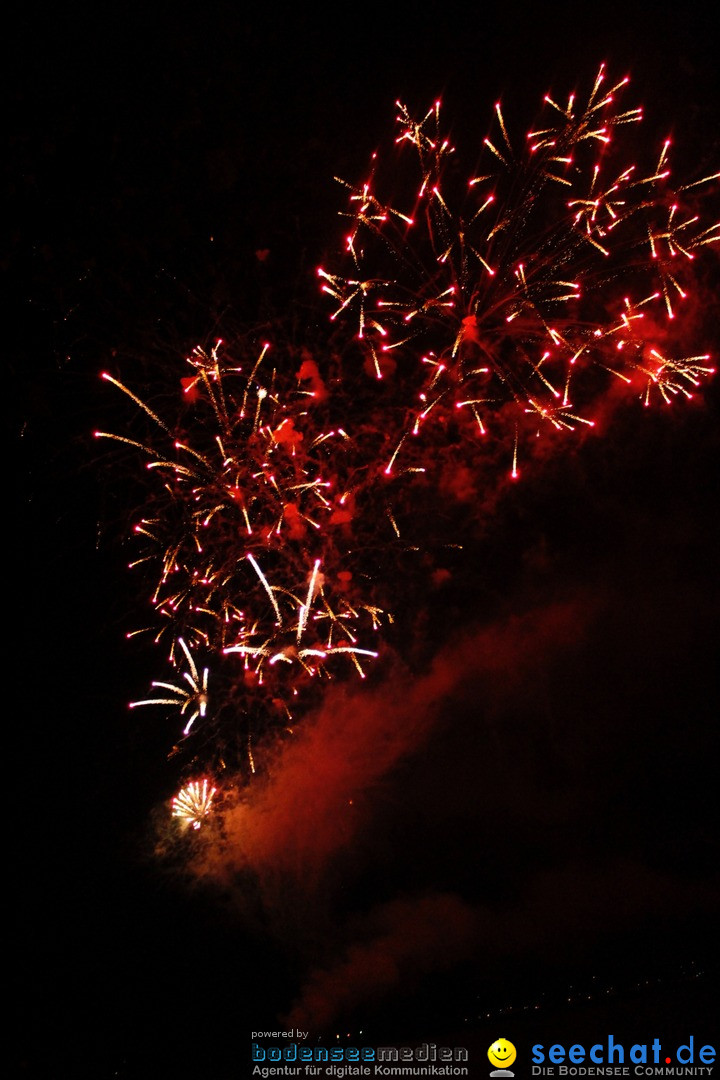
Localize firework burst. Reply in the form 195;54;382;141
97;337;389;772
98;66;717;815
319;65;718;477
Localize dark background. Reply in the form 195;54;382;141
10;2;719;1077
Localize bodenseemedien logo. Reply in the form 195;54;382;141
489;1038;517;1077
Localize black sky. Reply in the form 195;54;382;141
10;3;720;1078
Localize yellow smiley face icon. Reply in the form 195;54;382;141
488;1039;517;1069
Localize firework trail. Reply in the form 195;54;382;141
98;66;718;823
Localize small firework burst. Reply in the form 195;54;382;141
171;778;217;830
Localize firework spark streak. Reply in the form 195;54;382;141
130;636;209;735
98;67;718;825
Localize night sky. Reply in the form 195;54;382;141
11;3;719;1079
